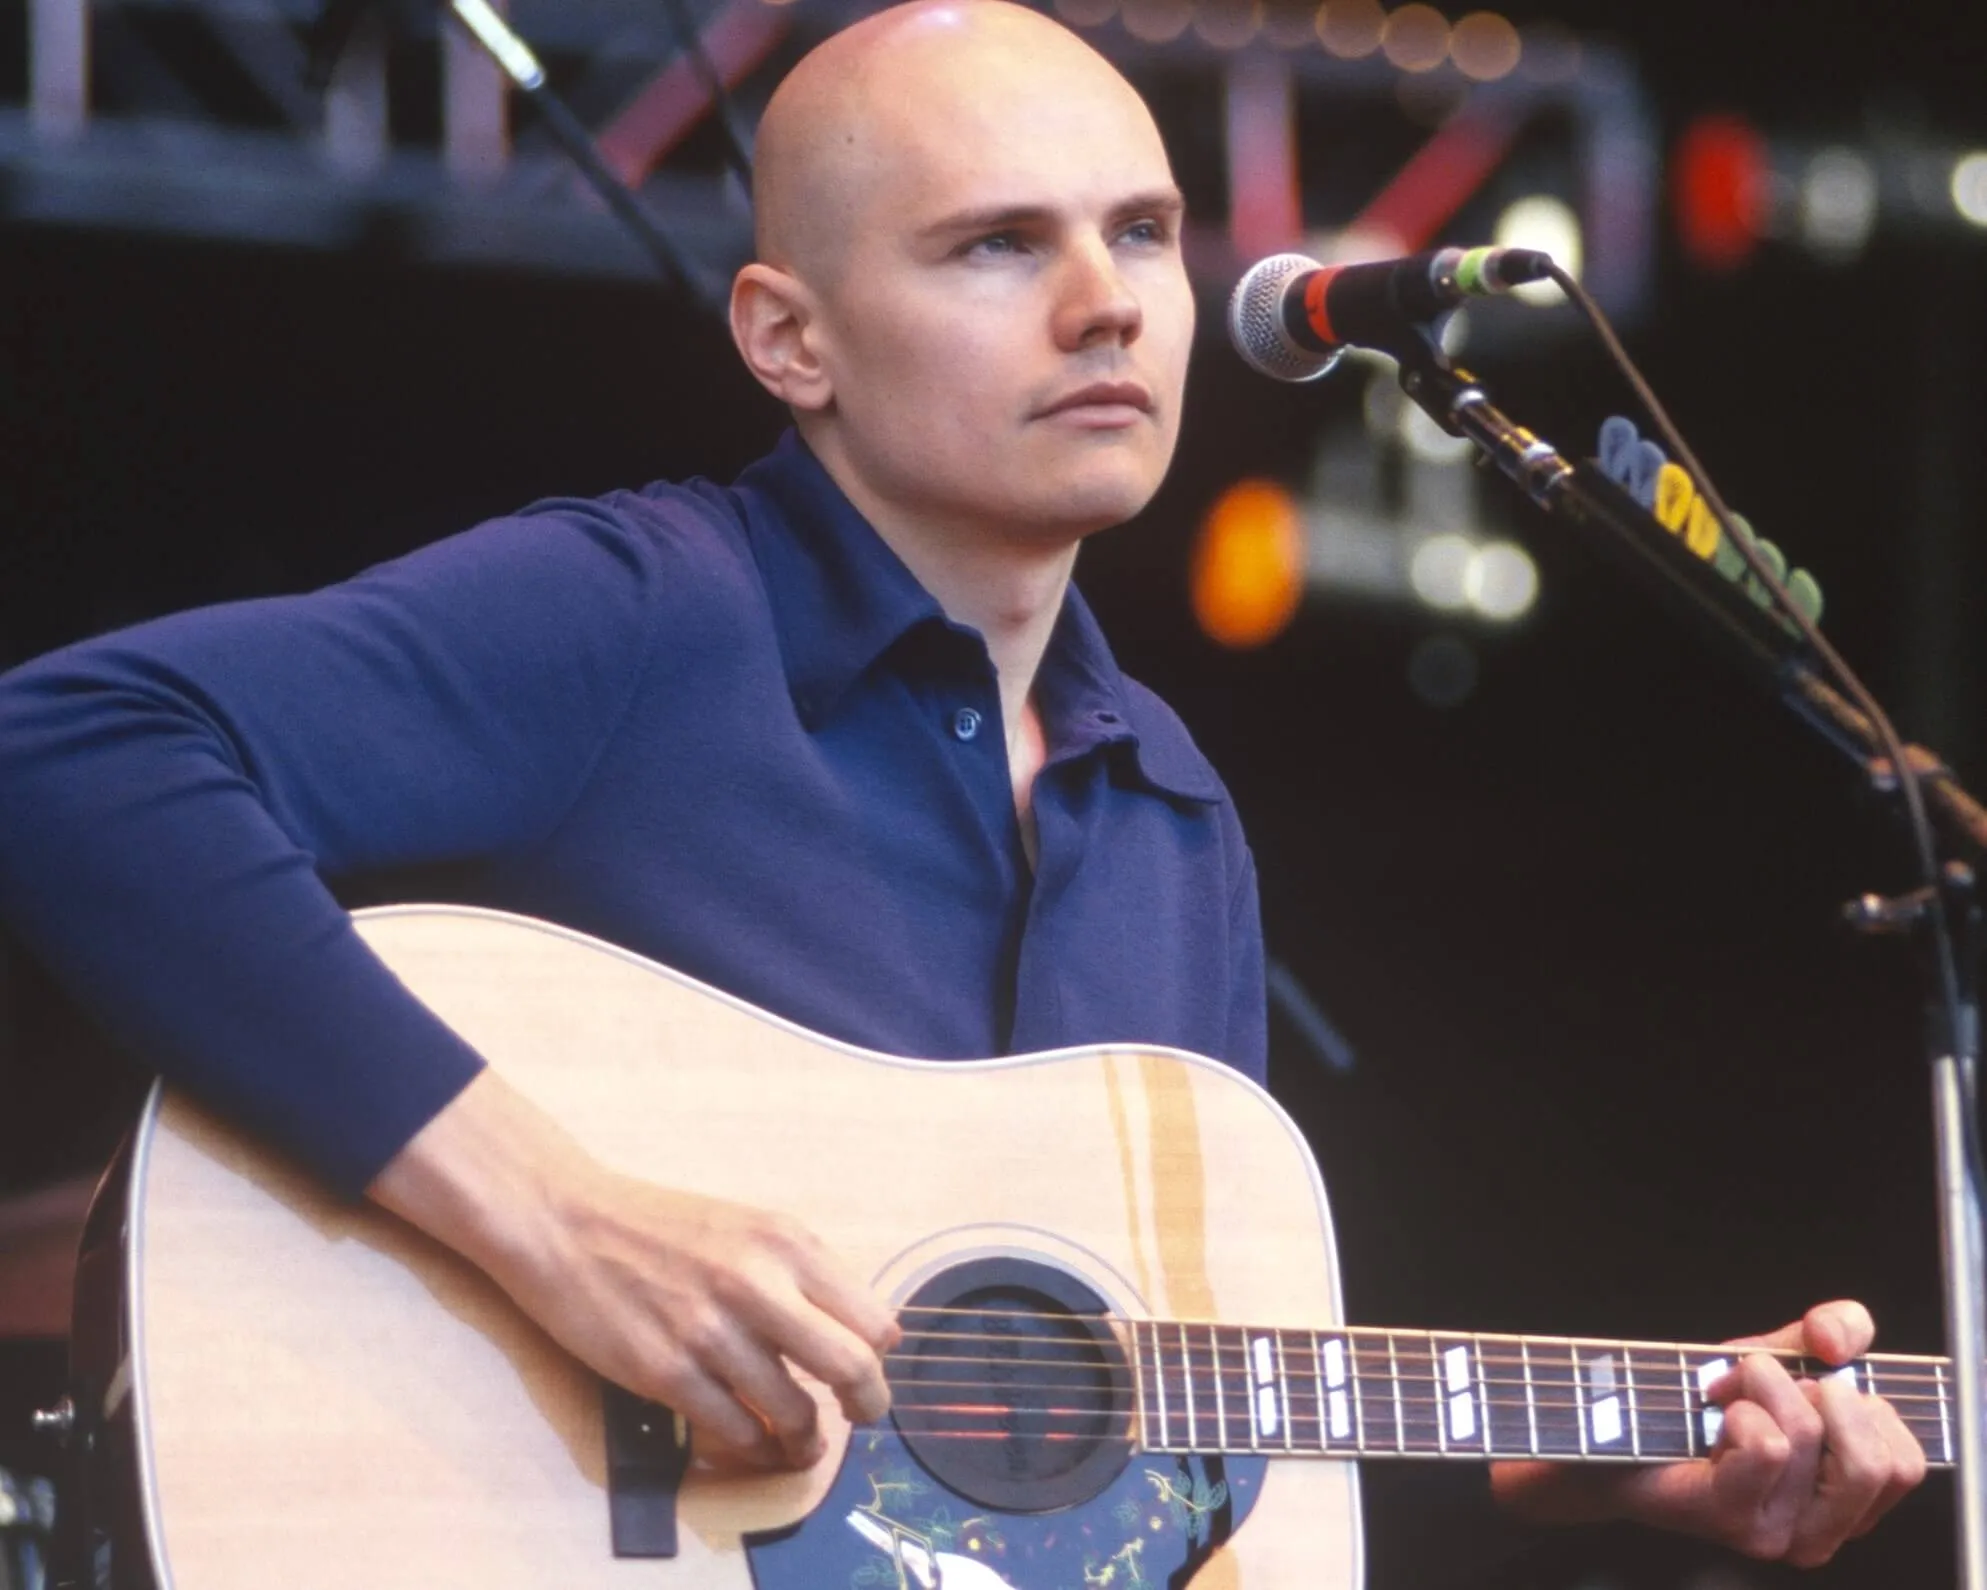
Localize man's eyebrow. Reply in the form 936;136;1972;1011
917;188;1188;239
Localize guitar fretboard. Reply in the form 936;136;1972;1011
1128;1322;1957;1468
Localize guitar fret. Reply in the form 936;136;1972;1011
1208;1319;1223;1446
1245;1330;1263;1451
1474;1336;1492;1455
1349;1335;1366;1452
1132;1322;1149;1450
1309;1331;1328;1452
1677;1349;1696;1459
1521;1338;1540;1456
1571;1344;1589;1456
1152;1321;1172;1449
1274;1330;1296;1452
1623;1350;1641;1458
1388;1332;1406;1454
1178;1323;1197;1451
1939;1362;1953;1465
1438;1327;1454;1454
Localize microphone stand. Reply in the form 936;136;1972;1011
1388;338;1987;1586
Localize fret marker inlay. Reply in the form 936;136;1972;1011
1586;1354;1623;1447
1698;1357;1730;1448
1323;1338;1351;1441
1250;1334;1281;1441
1445;1345;1476;1443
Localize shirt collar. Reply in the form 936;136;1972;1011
737;431;949;729
1037;592;1227;805
736;430;1225;806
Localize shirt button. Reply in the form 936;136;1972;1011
951;706;983;742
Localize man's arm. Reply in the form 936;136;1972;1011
367;1068;898;1465
1490;1300;1928;1565
0;506;657;1191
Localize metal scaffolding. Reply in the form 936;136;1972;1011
0;0;1658;314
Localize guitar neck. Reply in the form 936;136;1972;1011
1129;1321;1957;1469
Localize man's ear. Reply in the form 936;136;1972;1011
729;264;834;411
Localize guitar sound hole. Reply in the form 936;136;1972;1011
888;1257;1134;1514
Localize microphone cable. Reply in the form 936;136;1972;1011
1540;261;1982;1166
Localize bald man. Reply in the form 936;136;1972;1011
0;0;1923;1572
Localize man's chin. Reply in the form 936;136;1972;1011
1026;451;1169;532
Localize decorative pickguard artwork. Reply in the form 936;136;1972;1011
744;1424;1266;1590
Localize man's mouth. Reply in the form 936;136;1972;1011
1037;381;1154;424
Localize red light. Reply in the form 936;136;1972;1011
1674;114;1768;272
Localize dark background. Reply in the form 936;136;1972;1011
4;0;1987;1583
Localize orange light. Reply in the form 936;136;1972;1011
1450;12;1520;80
1380;3;1451;73
1195;0;1262;47
1191;480;1304;649
1316;0;1384;58
1122;0;1193;41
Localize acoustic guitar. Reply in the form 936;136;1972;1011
59;906;1954;1589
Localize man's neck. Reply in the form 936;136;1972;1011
804;437;1079;861
806;442;1080;742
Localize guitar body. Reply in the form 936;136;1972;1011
75;905;1363;1589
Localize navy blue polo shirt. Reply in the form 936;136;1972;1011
0;432;1265;1196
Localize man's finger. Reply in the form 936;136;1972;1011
1708;1396;1795;1535
702;1327;828;1464
1785;1375;1889;1566
1733;1352;1827;1485
1724;1300;1875;1361
1802;1300;1877;1365
1848;1395;1930;1541
740;1281;895;1425
631;1349;781;1461
795;1245;902;1355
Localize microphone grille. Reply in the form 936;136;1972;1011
1226;252;1343;383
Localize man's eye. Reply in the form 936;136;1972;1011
966;232;1023;258
1121;218;1170;246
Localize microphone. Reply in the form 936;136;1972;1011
1226;245;1555;381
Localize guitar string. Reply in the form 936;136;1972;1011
880;1386;1952;1423
891;1306;1950;1372
881;1369;1951;1409
881;1388;1953;1421
878;1407;1947;1454
879;1332;1953;1391
895;1303;1956;1359
848;1412;1954;1449
878;1335;1947;1383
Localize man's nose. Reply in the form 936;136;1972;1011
1052;237;1143;350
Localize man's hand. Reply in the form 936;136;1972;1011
368;1069;900;1469
1490;1300;1927;1565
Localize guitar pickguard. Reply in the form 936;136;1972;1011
745;1425;1265;1590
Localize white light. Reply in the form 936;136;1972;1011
1465;540;1538;621
1492;195;1581;304
1800;147;1878;257
1399;400;1476;466
1953;152;1987;228
1410;533;1476;611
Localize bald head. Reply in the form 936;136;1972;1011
728;0;1193;553
753;0;1159;286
